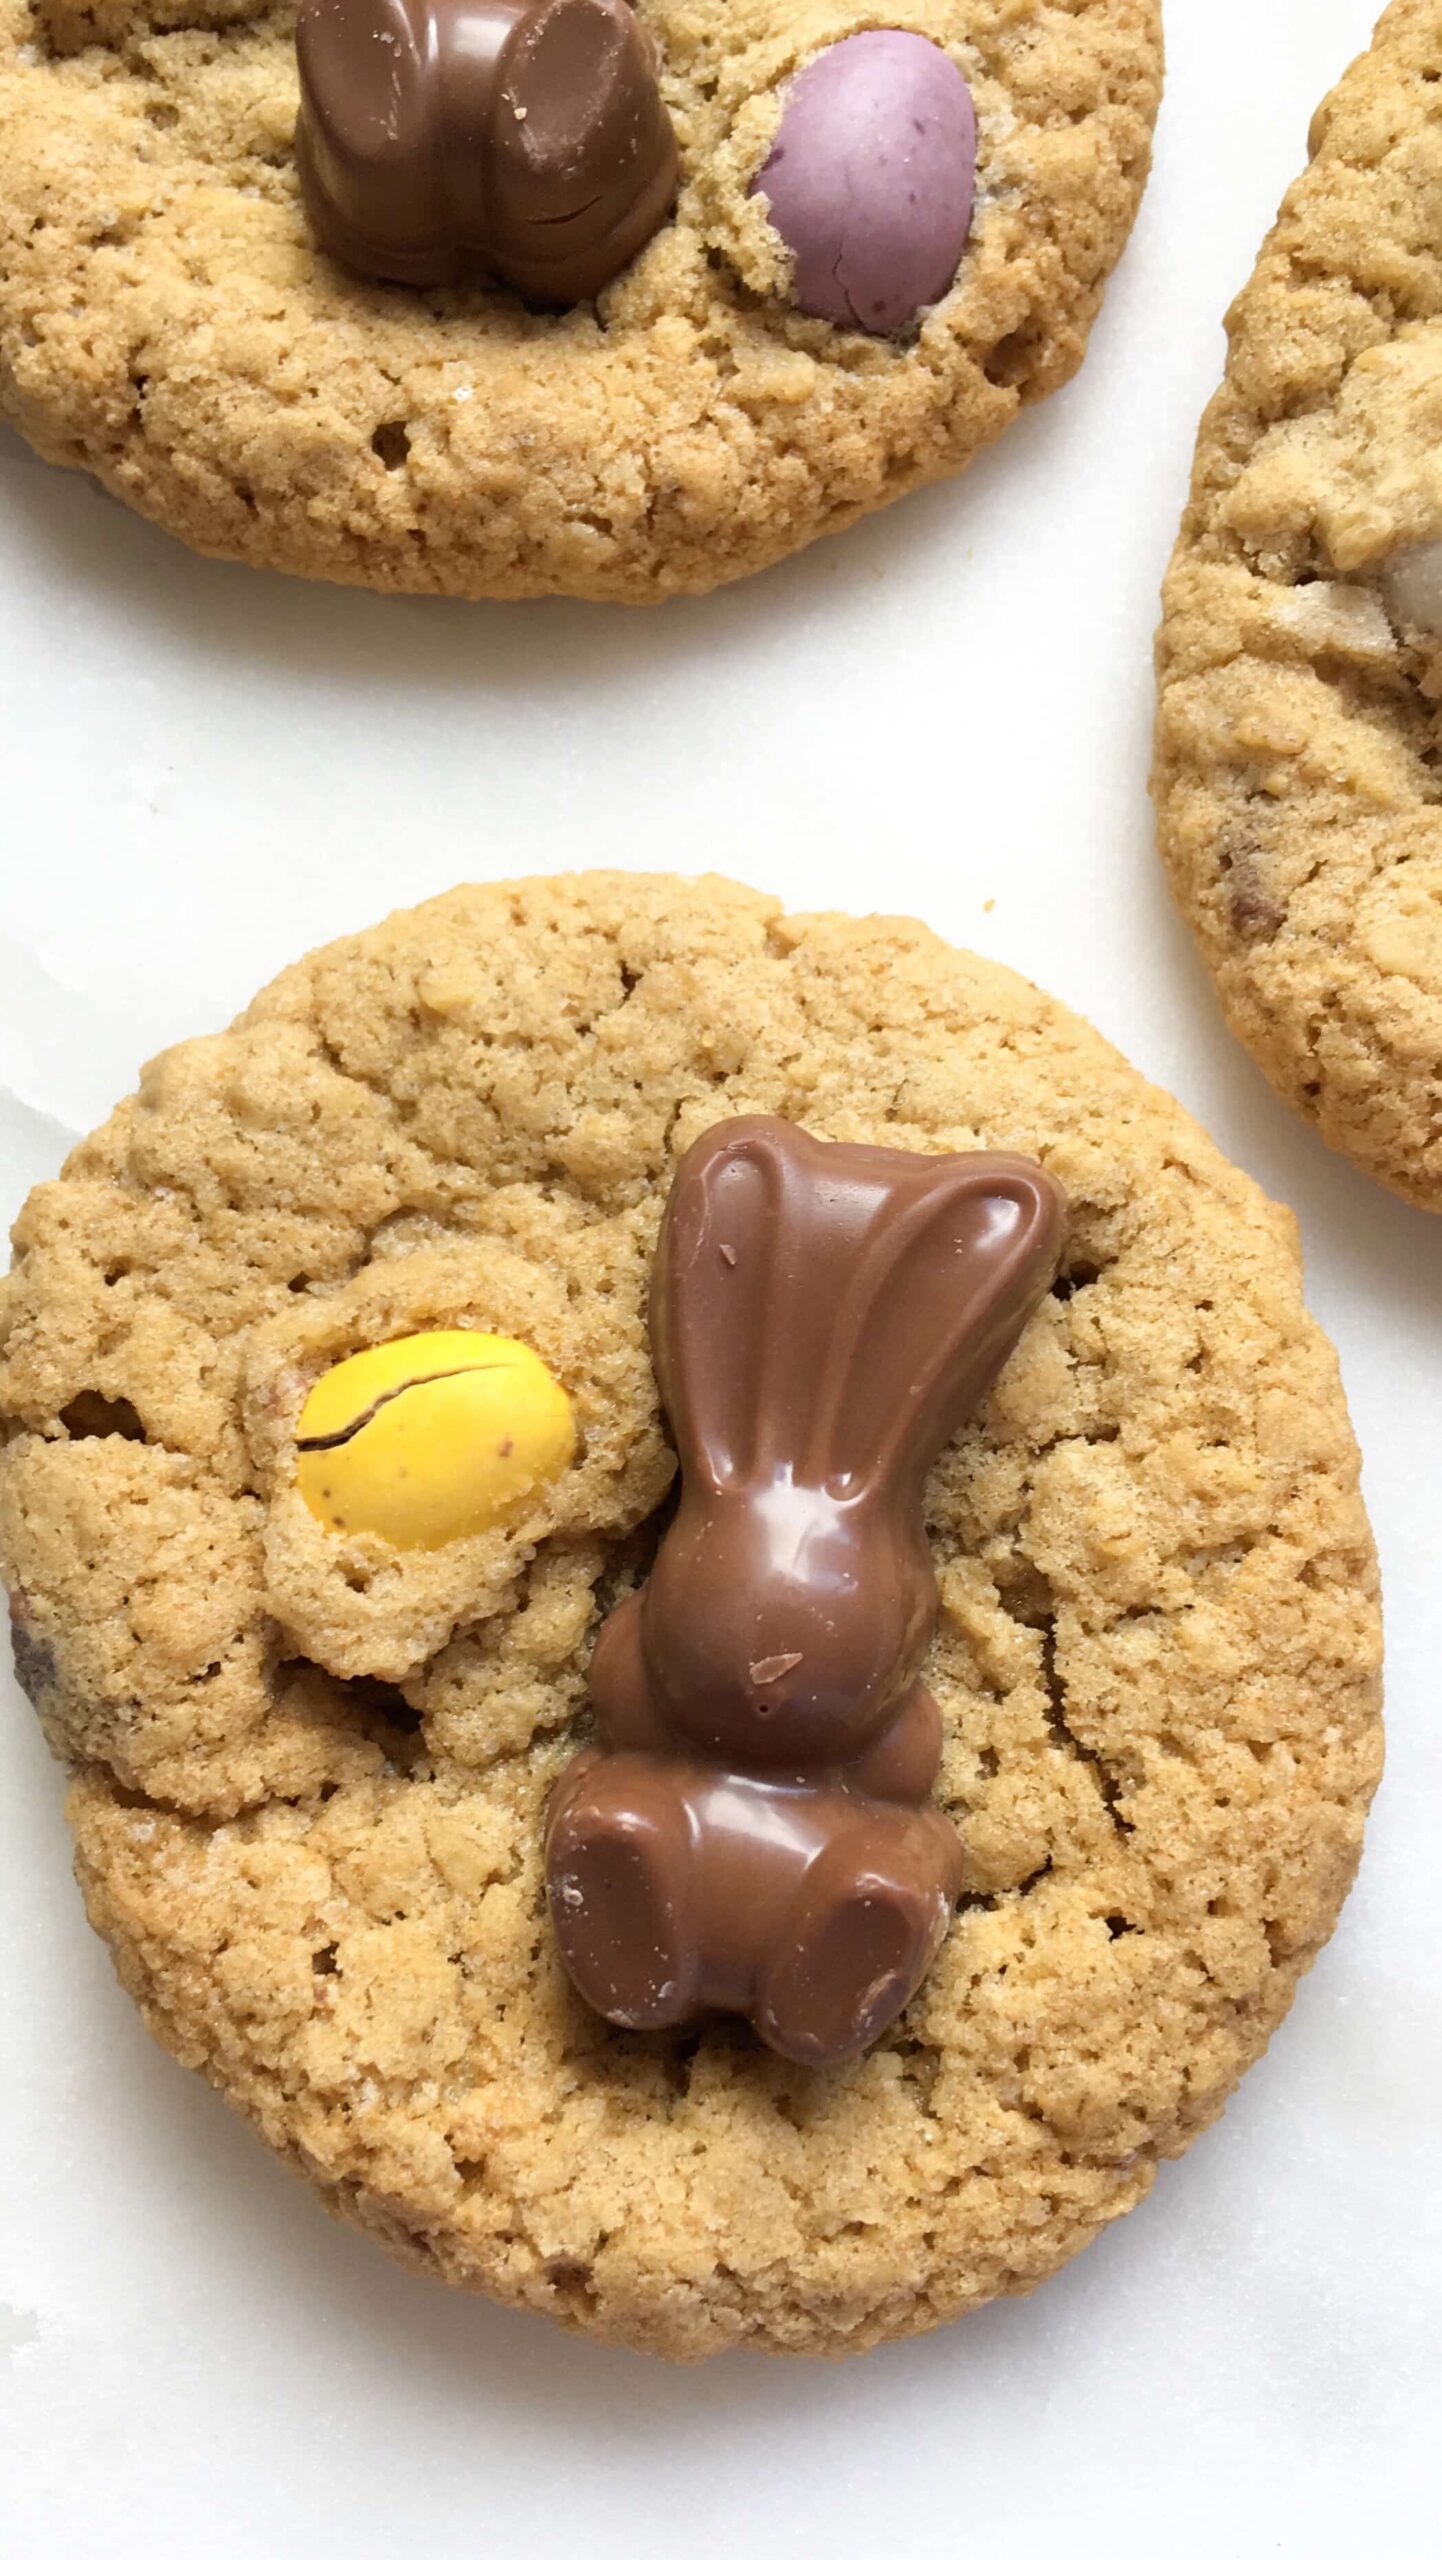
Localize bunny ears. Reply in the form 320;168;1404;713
652;1117;1067;1502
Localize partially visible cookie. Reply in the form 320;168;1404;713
0;3;1162;600
0;875;1382;2360
1155;0;1442;1212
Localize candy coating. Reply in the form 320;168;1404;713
754;34;977;335
296;1330;574;1549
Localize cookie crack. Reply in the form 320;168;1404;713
1036;1621;1129;1836
72;1760;286;1830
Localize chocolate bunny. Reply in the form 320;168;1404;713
545;1116;1067;2068
295;0;679;299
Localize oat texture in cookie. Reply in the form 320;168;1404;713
0;3;1162;599
1156;0;1442;1212
0;875;1382;2360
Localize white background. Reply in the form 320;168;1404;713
2;5;1438;2553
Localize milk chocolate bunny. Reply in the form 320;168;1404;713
295;0;679;300
545;1117;1066;2068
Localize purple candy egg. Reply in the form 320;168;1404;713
753;32;977;335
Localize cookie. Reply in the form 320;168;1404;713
0;874;1382;2360
0;3;1163;601
1155;0;1442;1213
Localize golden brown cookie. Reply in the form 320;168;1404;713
0;2;1162;600
1155;0;1442;1212
0;874;1382;2359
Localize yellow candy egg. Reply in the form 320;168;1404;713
295;1331;575;1551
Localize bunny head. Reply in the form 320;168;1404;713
637;1118;1066;1767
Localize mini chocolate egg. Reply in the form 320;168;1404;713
752;33;977;336
295;1330;575;1550
1382;539;1442;635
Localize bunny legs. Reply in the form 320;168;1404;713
544;1748;700;2033
755;1809;963;2067
545;1751;963;2065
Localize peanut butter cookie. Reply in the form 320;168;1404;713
0;874;1382;2359
1155;0;1442;1212
0;3;1162;599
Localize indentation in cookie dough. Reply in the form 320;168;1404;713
1049;1258;1101;1302
371;422;412;472
58;1390;147;1442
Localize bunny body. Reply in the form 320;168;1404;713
545;1117;1066;2068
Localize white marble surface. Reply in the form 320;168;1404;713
1;5;1438;2553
